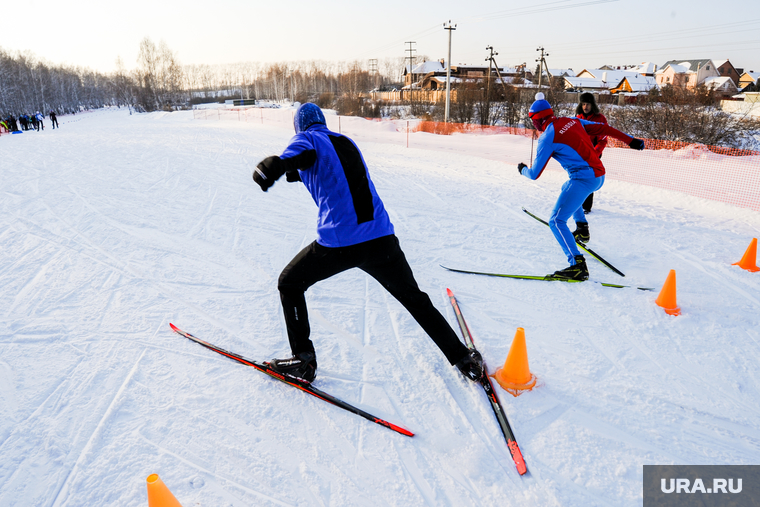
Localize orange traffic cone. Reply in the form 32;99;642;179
732;238;760;272
493;328;537;397
146;474;183;507
655;269;681;316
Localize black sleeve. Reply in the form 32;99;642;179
280;149;317;172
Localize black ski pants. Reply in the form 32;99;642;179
277;234;468;365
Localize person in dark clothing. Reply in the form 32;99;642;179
50;111;59;129
575;92;608;215
251;102;483;384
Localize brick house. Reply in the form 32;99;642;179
714;59;741;85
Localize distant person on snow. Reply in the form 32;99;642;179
252;102;483;384
517;93;645;281
575;92;608;215
50;110;59;129
35;111;44;131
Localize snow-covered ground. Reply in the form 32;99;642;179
1;108;759;507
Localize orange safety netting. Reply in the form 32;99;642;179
414;120;538;139
193;108;760;212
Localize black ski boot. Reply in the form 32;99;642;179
456;349;484;381
573;222;590;243
550;255;589;281
269;352;318;382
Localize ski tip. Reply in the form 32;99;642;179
169;322;180;332
374;418;414;437
446;288;454;297
391;424;415;437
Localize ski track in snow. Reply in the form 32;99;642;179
1;108;759;506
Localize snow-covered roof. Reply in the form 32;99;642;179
657;63;690;74
563;77;609;89
576;69;638;82
634;62;657;74
703;76;738;91
660;59;714;72
410;61;445;74
619;74;658;92
546;68;575;77
489;76;530;85
428;76;468;84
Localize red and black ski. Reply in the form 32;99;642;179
170;323;414;437
446;290;528;475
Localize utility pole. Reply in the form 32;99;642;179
484;45;497;126
405;41;416;106
369;58;379;91
444;21;456;122
536;46;551;90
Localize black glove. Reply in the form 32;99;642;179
285;169;301;182
517;162;527;175
253;156;285;191
629;138;645;150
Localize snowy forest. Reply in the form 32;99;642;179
2;38;759;149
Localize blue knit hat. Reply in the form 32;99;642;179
528;92;553;120
294;103;326;133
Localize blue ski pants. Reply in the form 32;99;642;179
548;175;604;264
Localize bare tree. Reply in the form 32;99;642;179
605;85;760;149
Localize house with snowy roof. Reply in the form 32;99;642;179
655;59;719;88
713;59;741;85
563;68;640;92
598;62;657;75
609;74;658;94
403;60;445;88
634;62;657;76
738;71;760;91
703;76;739;97
404;60;531;90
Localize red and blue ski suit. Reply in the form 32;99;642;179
520;117;633;264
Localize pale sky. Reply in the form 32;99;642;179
3;0;759;76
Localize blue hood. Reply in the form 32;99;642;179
294;103;326;134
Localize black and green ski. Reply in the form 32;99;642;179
441;265;653;291
522;207;625;277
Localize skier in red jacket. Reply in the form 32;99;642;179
575;92;607;216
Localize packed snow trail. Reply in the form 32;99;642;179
1;108;759;506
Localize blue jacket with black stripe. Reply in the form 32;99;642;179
280;124;394;247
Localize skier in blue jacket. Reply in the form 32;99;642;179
252;102;482;383
517;93;645;281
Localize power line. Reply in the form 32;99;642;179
349;0;618;61
474;0;620;21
